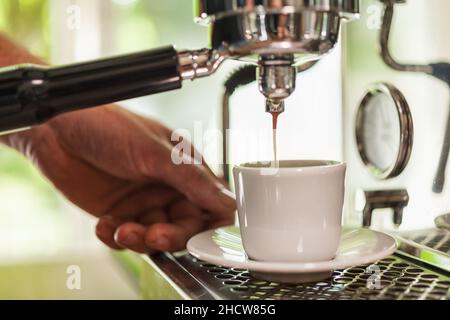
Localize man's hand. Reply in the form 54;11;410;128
0;33;235;254
3;105;236;253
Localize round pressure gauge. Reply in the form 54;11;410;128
355;83;413;179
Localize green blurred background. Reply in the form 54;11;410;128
0;0;216;300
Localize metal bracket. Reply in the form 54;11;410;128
360;189;409;227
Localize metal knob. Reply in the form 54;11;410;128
358;189;409;227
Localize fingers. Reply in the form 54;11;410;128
145;199;205;252
134;113;236;218
170;198;204;229
205;212;235;229
114;222;152;254
95;216;123;250
137;208;168;225
97;196;235;254
145;223;189;252
96;187;180;252
136;115;221;184
97;217;158;254
156;150;236;217
105;186;180;219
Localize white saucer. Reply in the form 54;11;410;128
187;226;397;283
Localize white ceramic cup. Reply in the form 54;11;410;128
233;160;346;262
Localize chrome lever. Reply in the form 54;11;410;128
379;0;433;74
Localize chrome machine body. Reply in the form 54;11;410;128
342;0;450;234
187;0;360;111
149;1;449;300
139;0;448;301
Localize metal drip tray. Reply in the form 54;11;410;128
149;252;449;300
400;228;450;255
137;228;450;300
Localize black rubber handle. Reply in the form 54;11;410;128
0;45;182;132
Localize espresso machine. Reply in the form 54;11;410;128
0;0;358;134
0;0;449;299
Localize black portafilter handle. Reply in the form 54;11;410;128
0;45;182;133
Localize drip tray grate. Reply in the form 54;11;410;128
404;229;450;255
164;254;450;300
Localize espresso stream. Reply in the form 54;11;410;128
270;112;280;166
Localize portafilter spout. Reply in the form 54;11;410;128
258;55;295;114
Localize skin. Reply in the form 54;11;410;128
0;34;236;254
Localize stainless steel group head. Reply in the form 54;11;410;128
191;0;360;110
